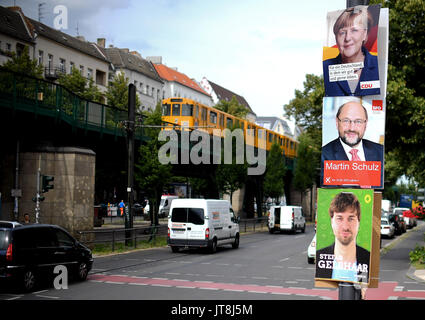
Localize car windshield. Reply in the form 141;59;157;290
0;230;10;250
0;222;13;228
381;220;389;225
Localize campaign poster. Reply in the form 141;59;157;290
320;96;385;189
315;188;373;285
323;5;381;96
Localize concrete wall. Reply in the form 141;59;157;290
16;147;95;237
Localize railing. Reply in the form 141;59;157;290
77;217;270;252
0;68;148;140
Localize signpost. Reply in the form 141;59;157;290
316;0;389;300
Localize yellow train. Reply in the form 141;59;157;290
161;97;298;158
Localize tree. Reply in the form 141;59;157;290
215;95;249;118
263;143;286;203
58;67;103;102
370;0;425;186
135;104;173;225
293;132;320;217
1;46;43;78
215;128;248;205
106;72;141;110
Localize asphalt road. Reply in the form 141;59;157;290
1;222;424;303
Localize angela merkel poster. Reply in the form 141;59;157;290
323;4;381;97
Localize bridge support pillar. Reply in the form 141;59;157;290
11;147;96;238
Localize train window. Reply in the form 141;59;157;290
162;104;171;116
201;108;207;121
172;104;181;116
182;104;193;116
226;118;233;128
290;141;294;149
195;105;199;118
219;114;224;127
268;133;273;142
210;111;217;124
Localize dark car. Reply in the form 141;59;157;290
388;213;403;235
0;224;93;292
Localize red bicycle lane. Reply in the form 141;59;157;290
88;274;425;300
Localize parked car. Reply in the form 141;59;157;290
381;217;395;238
132;203;144;216
0;221;22;228
0;224;93;292
394;207;416;229
307;234;316;264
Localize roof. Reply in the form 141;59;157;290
27;17;109;63
0;6;34;43
153;63;210;96
207;80;255;115
256;116;292;135
104;47;163;83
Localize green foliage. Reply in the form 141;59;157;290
263;143;286;201
215;132;248;203
409;245;425;265
58;67;103;103
293;132;320;192
106;72;141;110
369;0;425;186
215;95;249;118
1;46;43;78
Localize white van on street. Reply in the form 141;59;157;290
268;205;306;234
159;195;179;218
167;199;240;253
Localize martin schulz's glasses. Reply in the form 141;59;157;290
338;118;367;127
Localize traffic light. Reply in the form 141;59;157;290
42;175;54;193
32;195;45;202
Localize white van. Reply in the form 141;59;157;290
167;199;240;253
159;195;179;218
268;205;306;234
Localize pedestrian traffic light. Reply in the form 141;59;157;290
42;175;54;193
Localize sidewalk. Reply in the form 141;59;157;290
402;220;425;283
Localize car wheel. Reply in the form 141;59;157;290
21;269;36;292
268;227;274;234
171;246;179;253
308;257;315;264
302;224;306;233
209;239;217;254
232;234;240;249
76;261;88;281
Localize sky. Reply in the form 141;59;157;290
2;0;347;117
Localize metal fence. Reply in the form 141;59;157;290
77;217;270;252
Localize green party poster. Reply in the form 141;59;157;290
315;188;373;284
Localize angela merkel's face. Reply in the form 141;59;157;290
335;15;367;62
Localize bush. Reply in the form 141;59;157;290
409;245;425;264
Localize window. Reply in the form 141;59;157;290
38;50;44;65
48;54;53;68
79;65;84;75
146;85;149;95
162;104;171;116
171;208;204;225
182;104;193;116
54;229;75;247
6;43;11;52
70;61;75;71
87;68;93;79
226;117;233;128
151;87;154;97
172;104;180;116
59;58;66;73
209;111;217;124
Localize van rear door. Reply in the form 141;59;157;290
170;207;205;245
